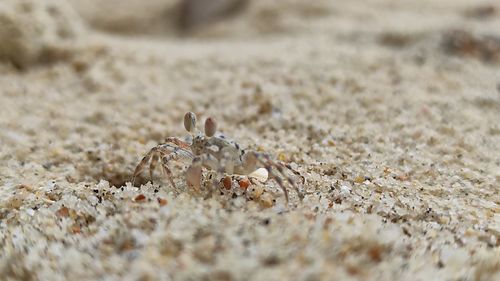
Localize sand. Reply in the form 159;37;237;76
0;0;499;280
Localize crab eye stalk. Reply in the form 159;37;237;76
184;112;197;133
204;117;217;137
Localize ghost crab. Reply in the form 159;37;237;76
132;112;304;203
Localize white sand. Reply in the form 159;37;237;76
0;0;499;280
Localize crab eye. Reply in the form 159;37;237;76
204;117;217;137
184;112;197;133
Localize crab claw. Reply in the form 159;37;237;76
186;164;202;189
242;152;257;174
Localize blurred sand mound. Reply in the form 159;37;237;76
0;0;84;68
69;0;333;37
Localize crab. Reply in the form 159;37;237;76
132;112;304;203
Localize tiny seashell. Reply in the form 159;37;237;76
248;168;268;182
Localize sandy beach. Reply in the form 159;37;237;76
0;0;499;280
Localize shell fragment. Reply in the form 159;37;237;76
248;168;268;182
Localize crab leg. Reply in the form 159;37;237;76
157;146;195;188
269;168;290;203
273;160;304;200
246;152;289;202
132;148;156;185
149;154;159;183
132;144;193;186
164;137;191;149
159;153;177;188
281;162;305;184
251;152;304;202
